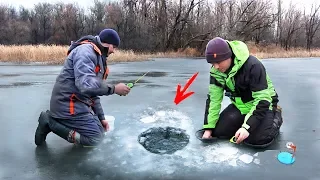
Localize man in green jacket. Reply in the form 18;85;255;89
201;37;283;148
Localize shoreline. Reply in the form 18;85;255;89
1;44;320;65
0;56;319;67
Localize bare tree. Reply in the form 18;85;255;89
32;3;54;44
280;3;303;50
105;1;124;31
0;5;10;44
180;0;212;51
156;0;168;51
276;0;283;46
305;4;320;50
91;0;107;33
1;0;320;52
165;0;202;50
213;0;227;37
233;0;277;43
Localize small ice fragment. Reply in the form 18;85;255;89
253;158;260;165
156;111;166;117
140;116;156;123
230;159;238;167
239;154;253;164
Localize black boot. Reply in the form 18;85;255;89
48;117;80;144
35;111;52;146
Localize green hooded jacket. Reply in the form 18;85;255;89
203;40;278;133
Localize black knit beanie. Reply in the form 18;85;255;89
99;29;120;47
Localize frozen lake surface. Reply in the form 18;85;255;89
0;57;319;180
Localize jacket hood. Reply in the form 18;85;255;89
67;35;108;66
226;40;250;76
68;35;107;56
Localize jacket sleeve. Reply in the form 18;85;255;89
203;68;225;129
242;61;272;133
92;96;105;121
73;45;115;97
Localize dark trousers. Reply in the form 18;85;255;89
213;104;282;146
48;112;105;146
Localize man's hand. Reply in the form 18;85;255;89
114;83;130;96
234;128;249;144
101;120;109;131
202;130;213;139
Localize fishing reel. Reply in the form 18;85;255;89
126;83;134;88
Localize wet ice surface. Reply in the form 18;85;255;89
1;58;320;180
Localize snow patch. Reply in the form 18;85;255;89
140;116;157;123
239;154;254;164
139;109;194;136
203;144;239;164
137;108;263;168
155;111;166;117
90;107;261;174
174;142;262;168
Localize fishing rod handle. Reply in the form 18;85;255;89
127;83;134;88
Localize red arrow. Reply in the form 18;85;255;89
174;72;199;105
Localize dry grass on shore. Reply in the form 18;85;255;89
0;45;68;64
0;43;320;65
247;42;320;59
0;45;198;65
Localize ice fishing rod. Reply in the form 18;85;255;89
126;71;150;88
120;71;150;96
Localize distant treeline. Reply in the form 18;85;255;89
1;0;320;53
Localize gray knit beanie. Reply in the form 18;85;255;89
205;37;232;63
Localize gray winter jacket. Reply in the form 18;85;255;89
49;35;115;121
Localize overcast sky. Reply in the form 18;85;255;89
0;0;318;12
0;0;95;9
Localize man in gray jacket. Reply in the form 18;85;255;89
35;28;130;147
